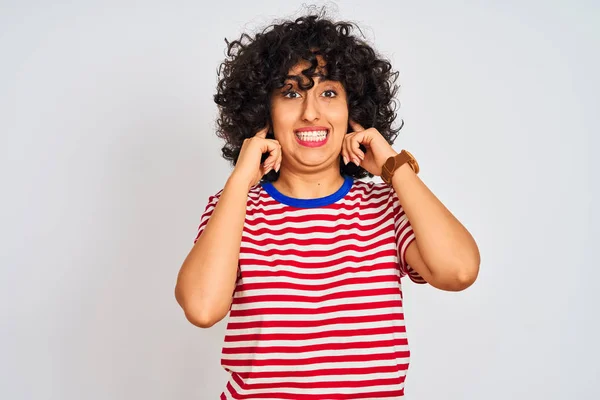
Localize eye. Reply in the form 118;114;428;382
283;90;300;99
322;89;337;98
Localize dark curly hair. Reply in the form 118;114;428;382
213;7;404;181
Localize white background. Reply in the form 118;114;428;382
1;0;598;399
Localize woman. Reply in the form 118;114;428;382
175;11;480;399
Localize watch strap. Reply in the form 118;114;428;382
381;150;419;185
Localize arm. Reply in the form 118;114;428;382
175;126;282;328
175;176;249;328
341;120;480;291
392;163;480;291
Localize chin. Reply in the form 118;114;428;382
297;154;339;168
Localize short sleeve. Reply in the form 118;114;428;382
193;189;224;244
192;188;241;289
391;189;427;284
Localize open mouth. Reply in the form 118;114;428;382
294;129;329;147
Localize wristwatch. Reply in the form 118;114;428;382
381;150;419;185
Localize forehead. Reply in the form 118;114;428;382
287;55;327;76
284;58;341;86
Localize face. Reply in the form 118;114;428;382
270;58;348;172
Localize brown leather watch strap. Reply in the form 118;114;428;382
381;150;419;185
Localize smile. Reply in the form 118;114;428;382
294;129;329;148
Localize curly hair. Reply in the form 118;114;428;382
213;8;404;180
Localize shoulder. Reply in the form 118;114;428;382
348;179;394;201
205;183;266;203
209;187;225;201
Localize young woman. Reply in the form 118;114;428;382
175;11;480;399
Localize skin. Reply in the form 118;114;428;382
268;57;349;199
175;56;481;328
343;120;480;291
263;56;480;291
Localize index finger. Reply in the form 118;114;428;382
349;119;365;132
255;125;270;138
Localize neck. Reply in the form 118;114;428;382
272;164;346;199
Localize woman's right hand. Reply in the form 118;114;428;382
230;125;282;189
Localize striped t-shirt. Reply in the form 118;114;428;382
194;175;426;399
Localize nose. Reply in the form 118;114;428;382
301;91;321;122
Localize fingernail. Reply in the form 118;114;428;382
358;153;364;160
353;158;360;165
275;163;281;172
343;156;349;165
265;166;272;174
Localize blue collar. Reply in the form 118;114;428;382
261;175;354;208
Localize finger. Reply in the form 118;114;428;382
342;135;353;165
255;125;270;139
262;140;281;170
340;135;349;165
341;151;349;165
270;144;283;173
349;119;365;133
275;152;283;172
346;133;361;165
348;132;366;164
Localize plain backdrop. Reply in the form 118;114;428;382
1;0;598;399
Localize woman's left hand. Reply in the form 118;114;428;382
342;120;398;176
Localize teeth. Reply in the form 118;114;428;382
295;130;328;142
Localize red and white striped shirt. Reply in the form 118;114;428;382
194;176;426;399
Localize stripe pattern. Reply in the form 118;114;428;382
194;179;425;399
